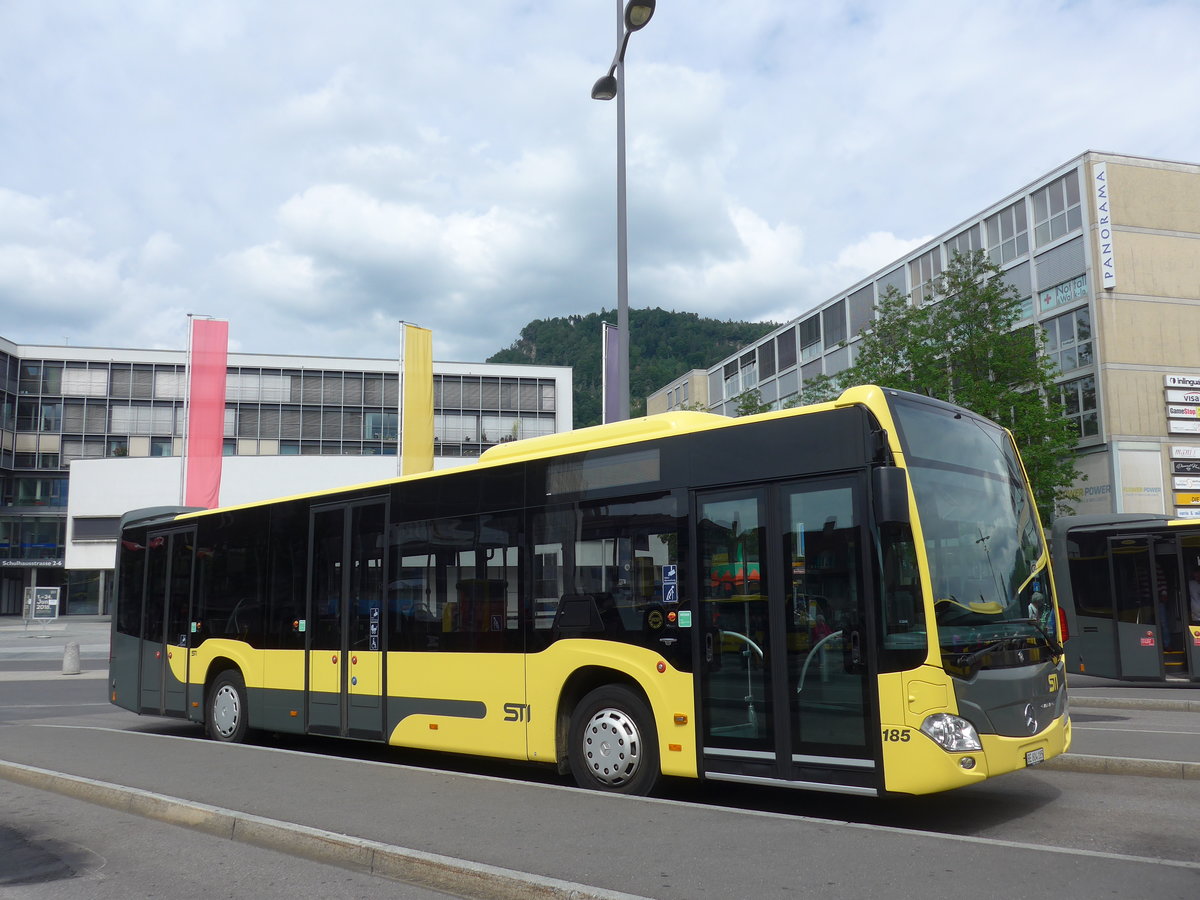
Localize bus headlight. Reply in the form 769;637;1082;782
920;713;982;752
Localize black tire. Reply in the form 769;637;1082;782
206;669;249;743
568;685;660;795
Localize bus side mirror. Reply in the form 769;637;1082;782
872;466;910;526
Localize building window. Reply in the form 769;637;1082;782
62;367;109;397
723;361;739;399
1043;307;1093;374
1059;375;1098;438
908;248;942;304
13;477;67;507
1038;274;1089;315
777;328;797;371
799;316;821;364
72;516;120;541
847;284;874;338
1032;172;1082;248
19;363;41;395
986;201;1029;265
758;341;776;380
946;225;982;259
739;351;757;390
822;299;847;348
39;401;62;433
364;415;398;441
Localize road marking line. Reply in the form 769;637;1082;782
1072;725;1200;736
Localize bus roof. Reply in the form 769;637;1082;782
161;385;888;524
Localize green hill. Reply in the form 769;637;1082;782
487;308;779;427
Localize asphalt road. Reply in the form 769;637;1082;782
1;778;456;900
2;619;1199;899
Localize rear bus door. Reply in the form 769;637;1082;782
139;527;195;717
1108;536;1165;679
306;498;388;740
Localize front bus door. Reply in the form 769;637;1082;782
139;527;195;717
307;499;388;740
696;478;876;795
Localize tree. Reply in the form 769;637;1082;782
734;388;772;417
836;250;1080;521
785;373;839;408
487;308;777;427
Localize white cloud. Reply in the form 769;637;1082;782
138;231;182;272
1;0;1198;369
0;188;92;249
220;242;328;311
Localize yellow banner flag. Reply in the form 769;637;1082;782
401;324;434;476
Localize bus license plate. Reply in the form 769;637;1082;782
1025;748;1045;767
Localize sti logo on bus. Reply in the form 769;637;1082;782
503;703;531;722
1048;673;1060;692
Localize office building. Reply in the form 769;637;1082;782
649;151;1200;520
0;336;571;616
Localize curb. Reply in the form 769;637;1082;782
1070;697;1200;713
0;760;650;900
1042;753;1200;780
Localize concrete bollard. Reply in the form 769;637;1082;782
62;641;81;676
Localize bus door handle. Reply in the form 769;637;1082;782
846;628;865;673
704;632;714;663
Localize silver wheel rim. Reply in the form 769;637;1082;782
582;706;642;787
211;684;241;739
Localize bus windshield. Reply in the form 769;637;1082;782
890;396;1051;647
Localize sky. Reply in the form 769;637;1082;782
2;0;1199;365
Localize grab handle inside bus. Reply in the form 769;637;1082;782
872;466;910;526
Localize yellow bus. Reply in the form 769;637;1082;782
110;385;1070;797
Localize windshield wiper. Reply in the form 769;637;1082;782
1003;617;1063;656
952;640;1010;677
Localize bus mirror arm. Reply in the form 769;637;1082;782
872;466;909;526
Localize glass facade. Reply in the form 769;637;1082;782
696;158;1099;444
0;341;565;615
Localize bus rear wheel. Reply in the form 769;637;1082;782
206;670;248;743
568;685;660;795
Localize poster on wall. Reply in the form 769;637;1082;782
1065;452;1114;515
1117;447;1165;514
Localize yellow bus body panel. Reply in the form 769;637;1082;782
263;650;305;690
525;640;698;779
386;652;528;759
176;640;264;689
877;668;1072;795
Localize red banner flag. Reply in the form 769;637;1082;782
184;318;228;508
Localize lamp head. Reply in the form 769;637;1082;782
625;0;656;31
591;73;618;101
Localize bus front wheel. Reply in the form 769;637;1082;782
206;670;248;743
568;685;660;795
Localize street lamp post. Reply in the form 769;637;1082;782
592;0;655;423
